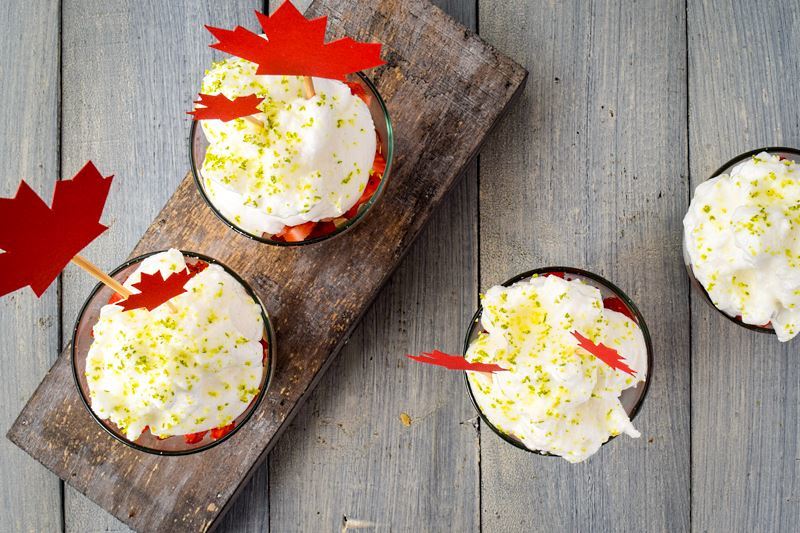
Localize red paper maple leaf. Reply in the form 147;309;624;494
187;93;265;122
118;269;195;312
0;161;112;297
572;331;637;377
206;2;385;80
406;350;508;373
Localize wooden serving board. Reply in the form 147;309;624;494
7;0;526;531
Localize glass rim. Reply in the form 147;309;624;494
462;266;654;457
70;249;276;456
686;146;800;334
189;71;394;246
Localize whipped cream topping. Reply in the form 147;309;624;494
85;249;265;440
198;57;377;235
684;152;800;341
466;275;647;463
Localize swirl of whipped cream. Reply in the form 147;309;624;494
198;58;376;235
466;274;647;463
85;249;264;440
684;152;800;340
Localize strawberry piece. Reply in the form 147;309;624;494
342;203;360;220
260;338;269;366
108;291;124;305
343;174;381;219
544;271;565;279
371;151;386;176
187;260;209;275
211;422;236;440
345;81;371;104
603;296;635;321
140;426;167;441
344;149;385;220
734;314;771;328
278;221;317;242
184;431;208;444
309;221;338;239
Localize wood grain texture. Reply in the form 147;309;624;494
477;0;691;531
58;3;261;532
0;1;63;532
266;0;480;526
7;0;527;531
267;173;479;532
688;1;800;531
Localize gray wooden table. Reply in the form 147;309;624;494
1;0;798;531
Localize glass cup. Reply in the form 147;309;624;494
71;250;276;455
683;147;800;334
190;72;393;246
463;267;654;456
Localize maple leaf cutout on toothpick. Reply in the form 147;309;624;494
571;331;637;377
118;269;196;312
406;350;509;373
0;161;112;297
206;1;385;80
187;93;265;122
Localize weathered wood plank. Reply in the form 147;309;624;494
58;2;262;532
688;1;800;531
0;1;63;532
266;0;480;526
8;0;527;530
477;0;691;531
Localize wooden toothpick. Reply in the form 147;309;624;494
71;254;131;299
302;76;316;99
243;115;264;127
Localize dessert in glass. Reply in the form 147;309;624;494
463;268;652;463
71;249;275;455
190;57;393;245
683;148;800;340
